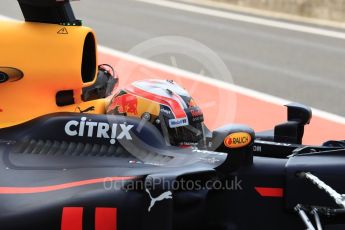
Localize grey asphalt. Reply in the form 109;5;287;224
1;0;345;116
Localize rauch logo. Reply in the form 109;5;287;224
224;132;252;149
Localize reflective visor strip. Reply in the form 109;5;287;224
125;84;187;119
61;207;117;230
255;187;284;198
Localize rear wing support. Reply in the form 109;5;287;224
18;0;81;25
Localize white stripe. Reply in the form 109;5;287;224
99;45;345;125
136;0;345;40
0;15;16;21
1;13;344;124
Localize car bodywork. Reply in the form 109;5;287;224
0;1;344;230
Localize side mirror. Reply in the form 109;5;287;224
286;103;312;125
274;103;312;144
82;65;118;101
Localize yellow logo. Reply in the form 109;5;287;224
224;132;252;149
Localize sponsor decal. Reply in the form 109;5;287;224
146;189;173;212
179;142;198;147
168;117;189;128
224;132;252;149
64;117;134;144
253;145;262;152
190;109;202;117
160;108;171;115
108;93;138;115
190;109;204;122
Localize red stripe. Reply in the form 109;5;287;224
95;208;117;230
255;187;284;198
0;176;136;195
126;85;187;119
61;207;83;230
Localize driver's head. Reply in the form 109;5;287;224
106;79;205;147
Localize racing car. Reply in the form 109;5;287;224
0;1;344;230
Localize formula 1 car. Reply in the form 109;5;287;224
0;1;345;230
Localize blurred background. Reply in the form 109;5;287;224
1;0;345;118
214;0;345;22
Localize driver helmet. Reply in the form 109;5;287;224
106;79;205;147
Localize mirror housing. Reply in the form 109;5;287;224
212;125;255;173
274;103;312;144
